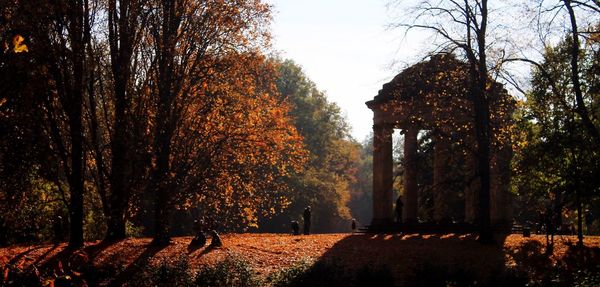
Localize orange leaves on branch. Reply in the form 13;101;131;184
11;35;28;53
171;52;307;230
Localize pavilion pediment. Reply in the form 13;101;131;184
366;53;514;130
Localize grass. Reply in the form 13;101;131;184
1;234;599;286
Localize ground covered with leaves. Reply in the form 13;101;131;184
1;234;599;286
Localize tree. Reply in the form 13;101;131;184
105;0;148;240
536;1;599;246
512;34;599;246
144;0;285;243
1;0;307;244
258;59;360;233
0;0;93;248
348;135;374;226
391;0;501;242
163;53;306;232
0;5;57;245
503;0;599;245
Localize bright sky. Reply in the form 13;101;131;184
266;0;427;141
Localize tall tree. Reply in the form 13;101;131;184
391;0;496;242
505;1;599;246
105;0;146;240
562;0;599;142
145;0;278;243
62;0;89;249
512;34;599;247
258;59;359;233
0;0;94;247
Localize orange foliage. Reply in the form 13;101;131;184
381;54;515;156
168;52;307;229
2;234;599;284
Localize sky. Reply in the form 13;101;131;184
265;0;428;141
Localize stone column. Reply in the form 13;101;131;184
372;124;394;226
433;132;452;223
403;128;418;223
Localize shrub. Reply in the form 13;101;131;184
270;259;395;287
269;259;313;287
573;270;600;287
355;265;395;287
274;260;350;287
128;255;193;287
193;255;260;287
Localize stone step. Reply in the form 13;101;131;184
355;223;512;234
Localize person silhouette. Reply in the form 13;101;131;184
209;230;222;247
303;206;312;235
53;215;64;243
395;196;403;223
291;220;300;235
190;219;207;247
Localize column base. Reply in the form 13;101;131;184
403;218;419;224
369;218;395;232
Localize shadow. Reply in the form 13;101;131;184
187;243;203;254
108;242;168;286
505;239;600;286
32;244;61;265
8;245;47;265
188;243;219;258
39;239;121;271
282;233;509;287
83;239;122;261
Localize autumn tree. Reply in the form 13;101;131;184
0;0;95;248
0;3;55;245
512;34;599;245
348;135;374;226
102;0;153;240
506;1;600;246
169;54;306;232
258;59;360;233
142;0;293;243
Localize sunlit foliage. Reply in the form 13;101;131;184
512;34;600;232
259;59;360;232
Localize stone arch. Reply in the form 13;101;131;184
366;54;514;231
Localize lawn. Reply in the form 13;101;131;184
2;233;599;286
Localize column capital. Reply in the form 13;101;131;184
373;123;394;132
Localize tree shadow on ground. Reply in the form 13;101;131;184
39;239;122;270
187;243;218;257
8;245;48;265
505;238;600;286
3;240;121;286
32;244;61;266
107;242;168;286
293;233;509;287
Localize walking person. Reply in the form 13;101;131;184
395;196;403;223
303;206;311;235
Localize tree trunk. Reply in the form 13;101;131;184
150;106;175;244
106;109;131;240
87;57;111;218
151;0;180;245
67;105;85;248
151;144;173;245
564;0;600;142
474;0;493;243
105;0;139;241
67;0;87;249
473;81;493;243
